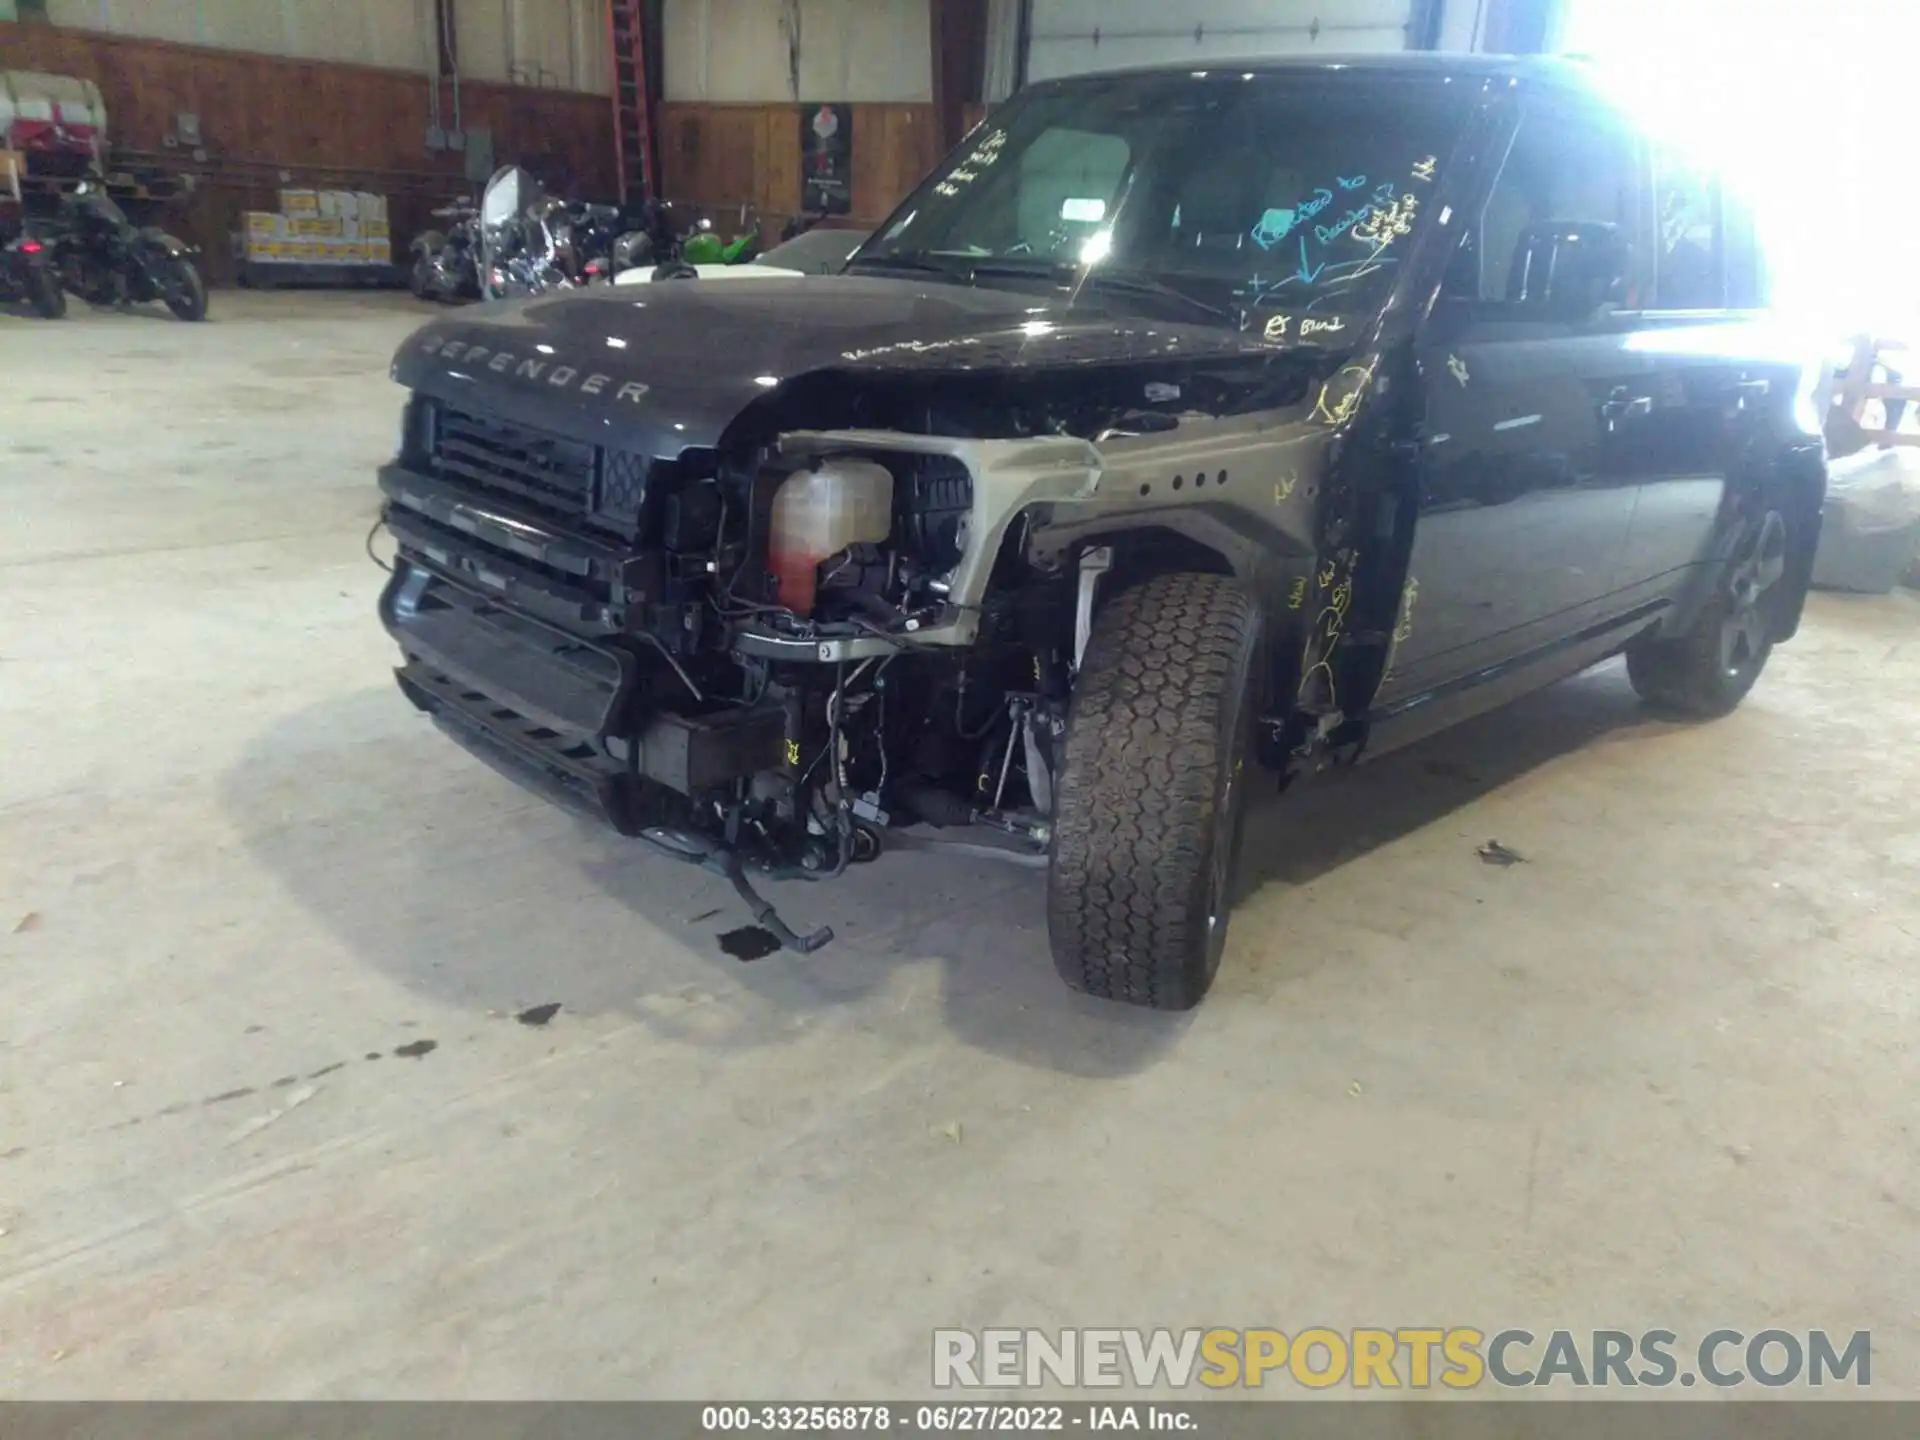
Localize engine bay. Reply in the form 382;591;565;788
379;335;1332;952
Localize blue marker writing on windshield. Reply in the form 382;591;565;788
1295;236;1326;285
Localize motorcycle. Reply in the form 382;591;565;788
54;179;206;321
0;226;66;318
556;200;631;285
476;166;572;301
408;199;481;303
680;211;762;267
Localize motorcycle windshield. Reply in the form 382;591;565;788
480;166;543;228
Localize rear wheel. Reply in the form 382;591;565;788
410;254;436;300
26;265;65;318
160;257;208;321
1627;510;1788;716
1047;571;1263;1011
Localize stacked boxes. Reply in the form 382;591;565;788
239;189;392;267
240;210;287;262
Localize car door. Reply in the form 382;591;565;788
1609;149;1783;605
1375;95;1652;706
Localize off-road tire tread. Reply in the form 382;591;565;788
1048;571;1259;1010
1626;591;1768;718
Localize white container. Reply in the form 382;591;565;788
768;458;894;614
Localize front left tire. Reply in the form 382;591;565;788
1047;571;1263;1011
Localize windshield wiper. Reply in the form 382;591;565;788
965;257;1238;327
843;252;973;280
1074;269;1239;327
849;253;1239;328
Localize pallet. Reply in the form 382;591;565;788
236;261;404;291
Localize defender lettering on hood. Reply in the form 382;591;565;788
416;334;651;402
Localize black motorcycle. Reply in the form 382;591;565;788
409;199;481;303
55;180;207;321
0;226;66;318
557;201;630;284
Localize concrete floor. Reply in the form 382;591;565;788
2;293;1917;1399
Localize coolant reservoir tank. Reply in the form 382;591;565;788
768;457;894;614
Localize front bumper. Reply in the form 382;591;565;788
381;556;644;829
378;464;784;834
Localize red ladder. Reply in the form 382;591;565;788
607;0;657;203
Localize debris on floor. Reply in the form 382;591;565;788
12;911;42;934
718;925;782;961
931;1121;964;1144
1477;840;1527;867
516;1003;561;1028
393;1039;438;1059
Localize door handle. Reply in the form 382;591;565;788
1601;388;1653;422
1730;378;1772;411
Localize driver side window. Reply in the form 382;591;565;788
1455;102;1644;309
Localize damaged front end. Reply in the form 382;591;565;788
377;283;1351;949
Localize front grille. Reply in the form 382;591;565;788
433;405;598;519
421;402;653;538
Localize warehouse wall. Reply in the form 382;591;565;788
655;0;937;225
0;17;618;279
662;0;931;101
656;101;937;221
36;0;611;93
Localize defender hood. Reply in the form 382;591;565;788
391;275;1300;461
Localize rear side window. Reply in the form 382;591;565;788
1653;147;1725;309
1470;101;1642;306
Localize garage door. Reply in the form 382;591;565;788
1026;0;1422;83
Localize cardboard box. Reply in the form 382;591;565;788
363;236;392;265
286;240;320;263
361;217;389;239
340;216;362;241
355;191;388;222
290;216;343;238
280;188;318;215
242;211;284;239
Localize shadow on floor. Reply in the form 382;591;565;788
220;662;1659;1080
1236;658;1658;900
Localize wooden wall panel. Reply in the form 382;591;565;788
0;20;616;278
759;107;801;220
852;106;937;224
657;101;939;229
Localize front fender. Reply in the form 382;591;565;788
137;227;196;259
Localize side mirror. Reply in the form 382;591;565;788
1507;221;1631;323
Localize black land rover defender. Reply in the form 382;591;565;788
377;56;1826;1010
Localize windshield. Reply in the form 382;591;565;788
856;70;1473;329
